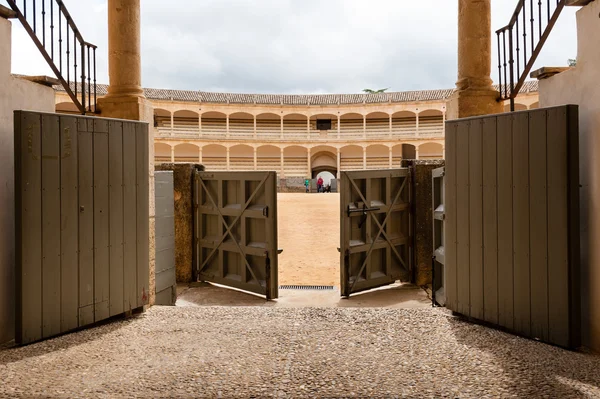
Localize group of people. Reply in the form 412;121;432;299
305;176;331;193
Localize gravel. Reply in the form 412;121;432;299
1;306;599;398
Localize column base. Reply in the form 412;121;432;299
446;87;504;120
97;95;153;124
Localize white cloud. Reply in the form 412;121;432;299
7;0;578;94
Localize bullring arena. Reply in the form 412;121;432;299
54;82;540;192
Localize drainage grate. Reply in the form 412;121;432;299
279;285;335;291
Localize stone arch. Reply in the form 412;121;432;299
256;113;281;139
201;144;227;171
530;101;539;109
256;144;281;172
392;110;417;137
366;144;390;169
504;103;528;112
154;143;172;163
340;144;364;171
339;113;364;138
418;142;444;160
56;101;80;114
418;109;444;137
173;143;200;163
229;144;254;171
153;108;172;131
366;112;390;136
283;113;308;138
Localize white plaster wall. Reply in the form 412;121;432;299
0;17;56;344
538;0;600;352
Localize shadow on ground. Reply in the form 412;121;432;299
449;315;600;397
176;282;432;308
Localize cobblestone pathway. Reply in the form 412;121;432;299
1;306;599;398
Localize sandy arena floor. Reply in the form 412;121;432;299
277;192;339;287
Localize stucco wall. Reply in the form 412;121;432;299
0;17;56;344
537;0;600;352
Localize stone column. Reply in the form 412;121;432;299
253;115;257;139
415;148;420;160
416;112;419;137
253;148;257;170
198;113;202;136
442;110;446;135
98;0;155;306
280;148;285;178
170;146;175;163
363;147;367;169
199;147;203;164
226;115;230;138
307;117;311;139
170;112;174;136
363;115;366;139
389;115;392;138
98;0;151;120
337;115;341;139
226;148;230;171
280;115;284;139
389;147;393;168
447;0;503;119
337;149;341;179
307;148;311;177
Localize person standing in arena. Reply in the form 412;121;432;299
317;176;324;193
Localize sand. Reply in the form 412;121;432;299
277;192;340;287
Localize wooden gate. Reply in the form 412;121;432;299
14;111;149;345
339;169;412;297
193;171;279;299
444;105;580;348
155;171;176;305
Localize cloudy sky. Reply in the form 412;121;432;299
9;0;578;94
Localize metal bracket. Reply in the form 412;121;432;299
263;206;268;217
347;203;380;218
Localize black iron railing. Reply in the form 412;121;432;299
496;0;566;111
6;0;97;114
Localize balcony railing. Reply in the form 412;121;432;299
154;126;444;141
7;0;98;114
496;0;566;110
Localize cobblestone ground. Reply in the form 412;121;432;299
1;306;599;398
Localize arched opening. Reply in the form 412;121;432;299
154;108;171;135
311;151;337;178
365;112;390;138
366;144;390;170
310;113;338;139
418;142;444;160
503;103;528;112
283;113;308;139
256;145;281;173
339;112;364;139
283;145;309;178
154;143;171;163
55;101;80;114
173;110;199;134
340;144;364;171
202;144;227;171
392;111;417;137
229;144;254;171
402;143;417;160
418;109;444;137
530;101;539;109
201;111;227;138
173;143;200;163
391;144;404;166
256;112;281;139
229;112;254;139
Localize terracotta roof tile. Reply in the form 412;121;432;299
53;80;539;105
